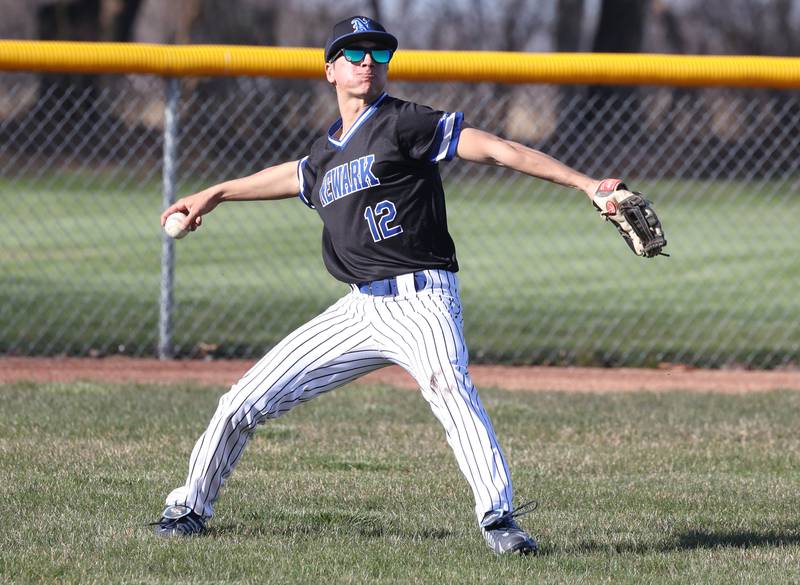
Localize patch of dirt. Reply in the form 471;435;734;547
2;357;799;393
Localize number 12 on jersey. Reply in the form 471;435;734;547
364;200;403;242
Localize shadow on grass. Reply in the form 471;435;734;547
209;509;452;540
558;529;800;556
676;529;800;550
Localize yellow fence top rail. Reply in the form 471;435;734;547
1;40;799;89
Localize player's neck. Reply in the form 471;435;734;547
336;91;382;136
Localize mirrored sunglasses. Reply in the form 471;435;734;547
335;47;393;64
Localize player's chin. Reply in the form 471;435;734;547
354;81;385;100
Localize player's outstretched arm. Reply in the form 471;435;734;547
456;126;600;199
160;160;301;232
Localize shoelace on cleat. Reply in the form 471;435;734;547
484;499;539;529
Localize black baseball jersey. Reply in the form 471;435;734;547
297;93;464;284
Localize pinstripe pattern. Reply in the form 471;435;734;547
165;269;513;522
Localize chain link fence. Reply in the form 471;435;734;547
1;72;798;368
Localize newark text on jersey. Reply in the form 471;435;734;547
319;154;381;208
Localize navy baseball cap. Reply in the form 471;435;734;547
325;16;398;62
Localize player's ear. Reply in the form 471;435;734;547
325;62;336;84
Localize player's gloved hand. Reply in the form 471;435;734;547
591;178;668;258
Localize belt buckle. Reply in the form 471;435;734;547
382;278;396;296
360;273;427;296
364;279;389;296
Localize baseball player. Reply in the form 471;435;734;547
154;15;606;556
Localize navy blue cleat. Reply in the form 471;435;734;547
480;500;539;555
151;505;206;537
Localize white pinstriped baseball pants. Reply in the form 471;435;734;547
165;269;513;523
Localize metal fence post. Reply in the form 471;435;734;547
158;77;180;359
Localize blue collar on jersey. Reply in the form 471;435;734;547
327;92;388;149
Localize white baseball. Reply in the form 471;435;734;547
164;212;190;239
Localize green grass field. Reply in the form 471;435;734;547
1;171;798;366
1;380;799;584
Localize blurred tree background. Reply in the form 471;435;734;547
1;0;798;55
0;0;798;176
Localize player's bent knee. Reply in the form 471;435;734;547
429;371;456;396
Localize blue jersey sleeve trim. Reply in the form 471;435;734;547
443;111;464;161
427;114;447;163
297;157;315;209
429;111;464;163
